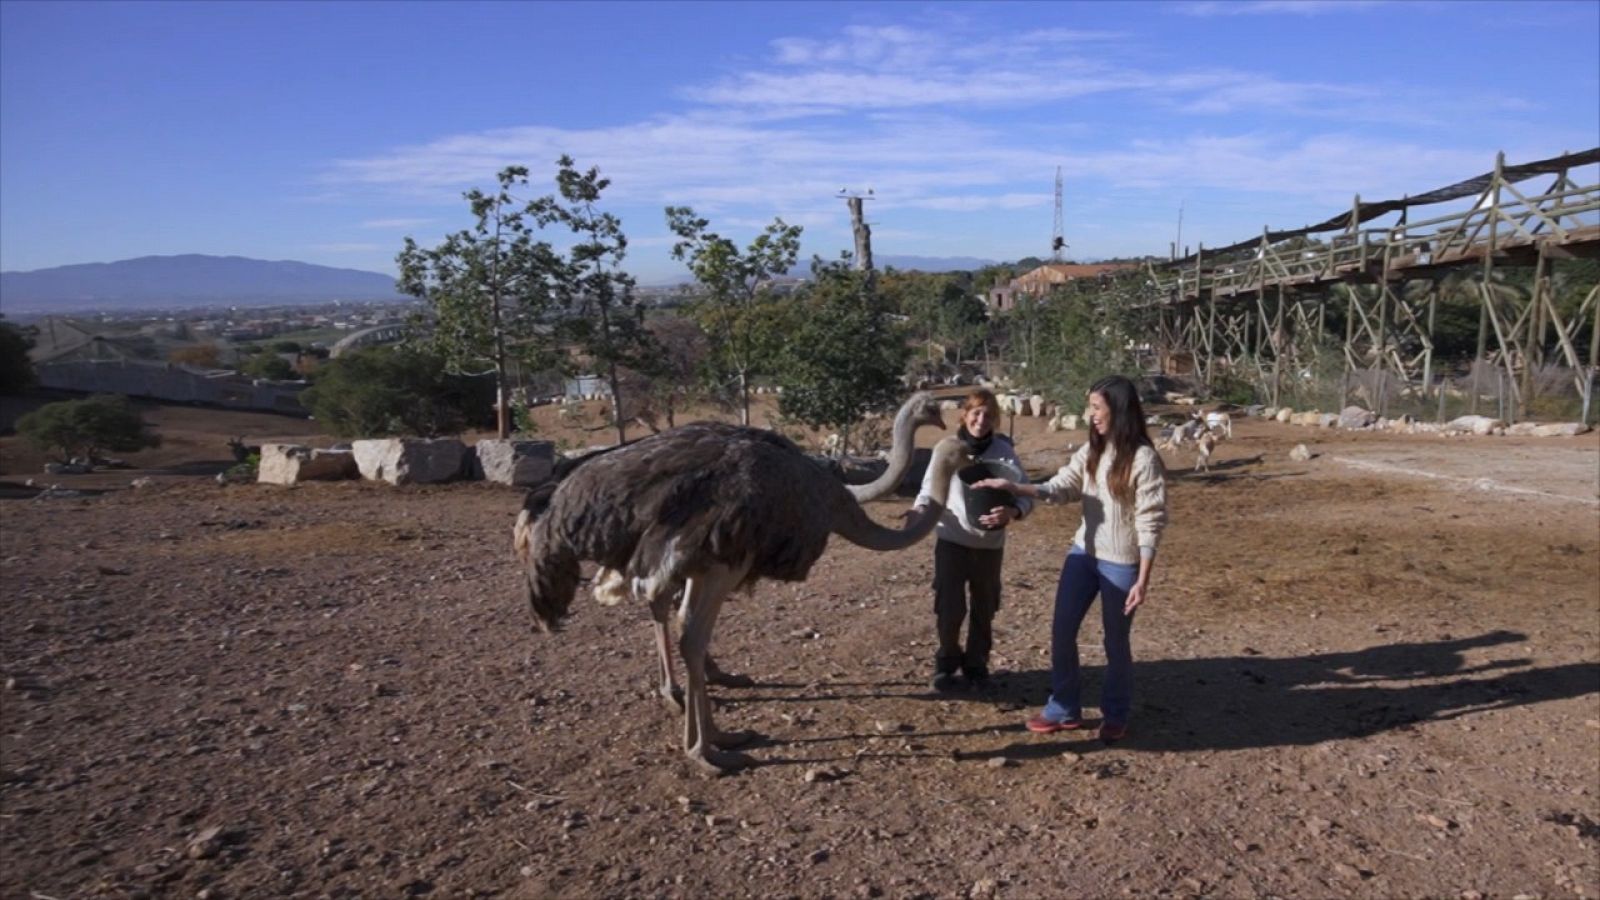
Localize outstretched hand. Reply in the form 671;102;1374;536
898;505;931;529
972;478;1015;493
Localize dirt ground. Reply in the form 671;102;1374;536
2;393;1597;899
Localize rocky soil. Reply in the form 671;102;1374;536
2;396;1597;899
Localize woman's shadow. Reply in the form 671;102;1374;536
971;629;1596;755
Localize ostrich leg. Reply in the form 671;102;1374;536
651;599;749;713
679;564;758;774
650;596;686;713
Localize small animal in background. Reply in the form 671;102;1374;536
1204;411;1233;439
1194;431;1218;473
227;437;260;462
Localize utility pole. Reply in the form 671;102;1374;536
836;188;875;273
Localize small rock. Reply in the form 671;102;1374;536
970;877;999;899
1333;862;1365;880
186;826;226;859
807;848;830;865
1417;813;1453;830
1288;443;1312;462
1059;751;1081;765
987;756;1016;769
1305;816;1333;836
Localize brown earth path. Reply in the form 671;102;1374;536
1;396;1596;899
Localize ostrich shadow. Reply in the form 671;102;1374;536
949;629;1598;758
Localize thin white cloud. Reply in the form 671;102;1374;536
915;193;1050;212
322;17;1567;272
1174;1;1387;16
312;242;386;254
360;217;433;229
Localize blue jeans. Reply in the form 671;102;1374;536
1041;547;1139;725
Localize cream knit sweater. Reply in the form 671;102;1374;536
1036;442;1168;564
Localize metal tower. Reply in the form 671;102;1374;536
1051;167;1066;262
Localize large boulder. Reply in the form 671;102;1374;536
257;444;358;485
1338;405;1376;429
472;439;557;486
351;438;469;485
1275;407;1294;424
1291;411;1323;427
1445;415;1504;436
1531;422;1593;437
1030;394;1047;417
1288;443;1313;462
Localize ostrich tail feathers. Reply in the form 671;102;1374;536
524;540;580;632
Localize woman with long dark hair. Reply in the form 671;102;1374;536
974;375;1168;742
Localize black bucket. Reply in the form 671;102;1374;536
957;461;1017;530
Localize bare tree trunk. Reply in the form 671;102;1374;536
738;369;750;427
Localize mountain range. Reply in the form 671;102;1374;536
0;252;1002;313
0;255;406;312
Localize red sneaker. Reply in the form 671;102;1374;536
1025;714;1083;734
1098;722;1128;743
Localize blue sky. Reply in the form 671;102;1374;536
2;0;1597;286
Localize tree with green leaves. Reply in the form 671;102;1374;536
299;346;494;439
548;156;654;446
240;351;296;381
397;166;563;439
0;317;38;395
666;206;802;425
775;258;911;455
1025;276;1152;408
881;270;989;369
16;394;160;462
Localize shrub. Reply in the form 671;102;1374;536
16;394;161;462
241;352;297;381
299;346;494;438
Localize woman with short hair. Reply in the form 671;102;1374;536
912;388;1031;692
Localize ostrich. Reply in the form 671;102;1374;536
516;392;946;705
515;421;971;774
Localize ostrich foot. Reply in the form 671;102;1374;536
706;669;756;688
687;745;754;776
708;728;760;749
704;657;755;688
659;684;686;714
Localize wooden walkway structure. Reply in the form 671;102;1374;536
1143;148;1600;419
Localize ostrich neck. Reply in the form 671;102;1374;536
846;397;924;503
833;438;966;552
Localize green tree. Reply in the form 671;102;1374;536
549;156;653;445
0;317;38;394
1026;276;1151;408
16;394;161;462
398;166;564;439
241;351;296;381
299;346;494;439
883;270;989;367
666;206;803;425
775;259;911;454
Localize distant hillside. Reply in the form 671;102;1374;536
0;255;405;312
877;255;997;273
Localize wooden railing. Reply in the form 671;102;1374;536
1148;150;1600;304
